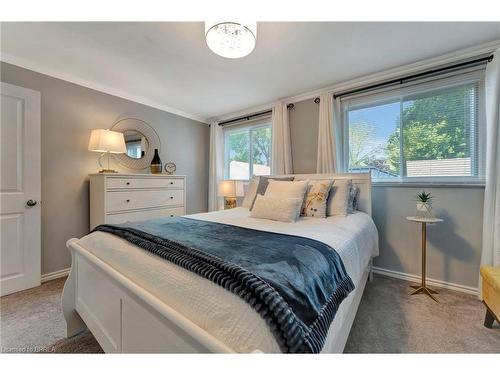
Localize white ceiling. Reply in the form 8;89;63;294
2;22;500;122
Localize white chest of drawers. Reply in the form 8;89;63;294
89;173;186;230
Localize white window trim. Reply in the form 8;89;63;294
341;69;486;185
372;181;485;188
223;121;272;180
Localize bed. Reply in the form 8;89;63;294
62;173;378;353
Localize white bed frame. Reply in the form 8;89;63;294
62;173;373;353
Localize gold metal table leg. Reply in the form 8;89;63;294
409;222;439;302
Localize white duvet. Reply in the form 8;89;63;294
77;208;379;353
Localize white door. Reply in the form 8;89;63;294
0;82;41;296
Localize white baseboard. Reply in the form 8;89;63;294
41;268;70;283
372;266;478;295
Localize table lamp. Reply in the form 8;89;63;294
218;180;244;209
88;129;126;173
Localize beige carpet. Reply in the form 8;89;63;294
1;275;498;353
345;275;499;353
0;278;102;353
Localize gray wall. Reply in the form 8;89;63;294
289;98;484;289
1;62;209;275
1;61;484;288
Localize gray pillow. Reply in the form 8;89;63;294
347;184;360;214
326;179;351;216
250;176;295;210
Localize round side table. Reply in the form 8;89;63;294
406;216;443;302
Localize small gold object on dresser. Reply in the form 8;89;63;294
150;148;162;174
218;180;244;210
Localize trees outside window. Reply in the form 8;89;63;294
225;124;271;179
347;81;479;180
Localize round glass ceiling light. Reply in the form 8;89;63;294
205;21;257;59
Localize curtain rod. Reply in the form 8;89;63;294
218;110;271;126
218;104;295;126
333;54;494;100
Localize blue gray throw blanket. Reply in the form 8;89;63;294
93;217;354;353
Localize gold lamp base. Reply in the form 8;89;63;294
96;152;119;174
224;196;237;210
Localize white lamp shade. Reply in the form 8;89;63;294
218;180;244;197
88;129;126;154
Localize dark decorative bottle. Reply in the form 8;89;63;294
150;148;162;174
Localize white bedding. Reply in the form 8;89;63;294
77;207;379;353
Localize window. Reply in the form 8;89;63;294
224;123;272;180
126;141;142;158
124;131;146;158
344;71;484;183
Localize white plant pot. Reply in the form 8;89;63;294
416;202;432;217
416;202;431;211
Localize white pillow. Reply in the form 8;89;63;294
326;179;352;217
242;176;260;208
250;195;303;222
250;176;294;210
264;179;309;200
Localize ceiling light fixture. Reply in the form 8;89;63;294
205;21;257;59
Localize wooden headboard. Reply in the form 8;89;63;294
274;173;372;216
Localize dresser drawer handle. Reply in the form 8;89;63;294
126;182;130;185
169;182;173;185
126;199;130;203
170;215;174;217
170;196;174;199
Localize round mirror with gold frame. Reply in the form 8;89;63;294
111;118;161;170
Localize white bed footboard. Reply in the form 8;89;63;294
62;236;371;353
62;238;234;353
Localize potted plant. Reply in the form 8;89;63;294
416;191;433;217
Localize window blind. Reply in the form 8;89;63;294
343;69;484;182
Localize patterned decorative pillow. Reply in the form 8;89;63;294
300;180;333;218
347;184;360;214
250;176;295;210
